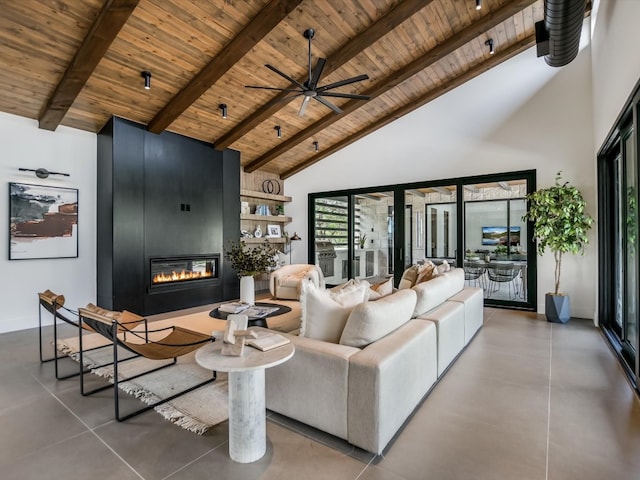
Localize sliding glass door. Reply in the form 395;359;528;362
309;170;536;310
599;121;638;381
352;192;394;281
462;179;530;307
312;195;348;284
311;192;393;285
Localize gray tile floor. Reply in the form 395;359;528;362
1;308;639;480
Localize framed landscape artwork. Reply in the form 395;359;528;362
9;182;79;260
481;226;521;246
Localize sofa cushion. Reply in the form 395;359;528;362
398;265;419;289
300;281;368;343
412;268;465;317
330;278;371;293
415;261;437;284
368;277;394;300
436;259;452;275
339;289;417;348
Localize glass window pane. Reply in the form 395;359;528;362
463;180;528;304
422;186;457;265
353;192;393;281
313;195;347;283
625;131;638;352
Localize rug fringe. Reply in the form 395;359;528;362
154;403;210;435
56;337;227;434
55;340;105;369
55;340;86;365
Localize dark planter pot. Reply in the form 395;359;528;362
545;293;571;323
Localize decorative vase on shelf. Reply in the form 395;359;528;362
239;276;255;305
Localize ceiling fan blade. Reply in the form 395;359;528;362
265;64;306;90
321;92;371;100
317;74;369;92
265;92;303;105
298;96;311;117
309;58;326;89
314;95;343;114
244;85;301;92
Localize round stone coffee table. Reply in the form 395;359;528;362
195;335;294;463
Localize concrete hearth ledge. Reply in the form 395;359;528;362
146;296;302;335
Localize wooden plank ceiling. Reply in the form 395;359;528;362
0;0;565;178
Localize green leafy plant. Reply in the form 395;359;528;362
224;240;278;278
494;245;508;255
522;172;594;295
359;233;367;248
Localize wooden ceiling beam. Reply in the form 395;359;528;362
214;0;433;150
246;0;537;173
147;0;304;134
38;0;140;131
281;34;536;179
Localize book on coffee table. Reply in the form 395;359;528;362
247;332;290;352
242;305;279;318
219;302;250;314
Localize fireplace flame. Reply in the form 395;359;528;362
152;270;213;284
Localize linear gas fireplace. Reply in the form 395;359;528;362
149;254;220;291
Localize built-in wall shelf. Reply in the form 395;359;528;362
240;189;291;203
240;213;292;223
240;182;292;245
242;237;286;244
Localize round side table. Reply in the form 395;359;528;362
195;335;294;463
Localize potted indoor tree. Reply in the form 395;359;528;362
225;240;278;305
523;172;594;323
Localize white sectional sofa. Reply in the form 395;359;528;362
265;268;483;454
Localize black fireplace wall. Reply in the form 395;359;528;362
97;117;240;315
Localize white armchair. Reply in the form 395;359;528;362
269;264;325;300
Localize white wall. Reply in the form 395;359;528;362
286;28;598;319
0;112;96;333
591;0;640;149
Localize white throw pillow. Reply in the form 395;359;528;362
367;277;394;300
300;280;369;343
339;289;417;348
329;278;371;293
436;259;451;275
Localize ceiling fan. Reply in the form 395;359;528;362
245;28;370;117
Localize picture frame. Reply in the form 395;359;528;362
266;224;281;238
9;182;79;260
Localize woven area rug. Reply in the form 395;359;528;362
57;335;228;434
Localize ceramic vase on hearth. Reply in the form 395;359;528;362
239;276;255;305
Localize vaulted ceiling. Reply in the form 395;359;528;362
1;0;585;179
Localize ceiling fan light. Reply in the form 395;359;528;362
141;71;151;90
219;104;227;119
476;0;482;10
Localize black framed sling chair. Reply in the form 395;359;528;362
38;290;99;380
77;307;216;422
